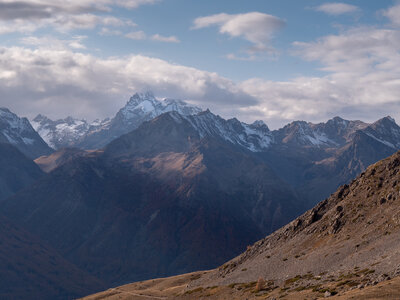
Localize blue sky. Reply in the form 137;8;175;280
0;0;399;128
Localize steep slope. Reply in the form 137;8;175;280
0;142;44;201
0;213;104;299
0;108;53;158
1;112;303;286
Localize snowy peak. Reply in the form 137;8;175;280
127;92;157;107
31;115;95;150
161;110;273;152
250;120;269;131
117;92;202;124
0;108;52;158
360;116;400;149
0;108;32;134
74;93;204;150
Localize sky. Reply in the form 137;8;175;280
0;0;399;128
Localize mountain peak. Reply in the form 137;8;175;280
0;108;52;158
371;116;399;129
32;114;50;123
250;120;269;131
127;91;156;107
0;107;12;114
376;115;396;124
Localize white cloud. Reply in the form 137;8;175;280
99;27;123;36
383;4;400;27
125;31;180;43
0;45;257;121
236;26;400;127
20;36;88;50
193;12;285;59
315;3;360;15
125;30;146;40
0;0;156;34
0;0;160;20
151;34;180;43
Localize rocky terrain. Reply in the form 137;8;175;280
82;150;400;299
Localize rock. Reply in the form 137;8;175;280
324;290;332;297
357;284;364;289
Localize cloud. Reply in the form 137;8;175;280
0;0;157;34
315;3;360;15
125;31;180;43
125;30;146;40
151;34;180;43
383;4;400;27
235;26;400;127
0;0;160;20
20;35;88;50
193;12;285;59
0;45;257;121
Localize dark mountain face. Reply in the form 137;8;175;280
0;143;44;201
0;213;104;299
0;108;53;159
1;113;303;286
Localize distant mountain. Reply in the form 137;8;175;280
32;92;203;150
31;114;110;150
0;142;44;201
1;112;303;286
77;92;203;149
0;108;52;159
84;150;400;300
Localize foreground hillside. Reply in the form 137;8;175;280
82;272;400;300
83;150;400;299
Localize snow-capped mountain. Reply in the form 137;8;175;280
175;110;273;152
31;115;110;150
362;116;400;149
76;92;203;149
156;111;400;154
30;91;400;155
117;92;202;123
0;108;52;159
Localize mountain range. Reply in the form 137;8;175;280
31;92;202;150
30;92;400;206
1;93;400;298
